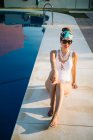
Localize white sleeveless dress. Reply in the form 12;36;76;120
56;50;73;83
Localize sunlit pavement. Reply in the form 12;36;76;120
9;10;93;140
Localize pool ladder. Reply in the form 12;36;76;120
43;2;53;25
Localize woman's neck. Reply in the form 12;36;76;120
61;47;69;55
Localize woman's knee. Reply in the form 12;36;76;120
45;78;50;91
56;82;64;89
56;82;65;95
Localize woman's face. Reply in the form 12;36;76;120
60;38;72;49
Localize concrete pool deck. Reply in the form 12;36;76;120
11;11;93;140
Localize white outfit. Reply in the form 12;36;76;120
56;50;73;83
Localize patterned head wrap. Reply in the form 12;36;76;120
60;31;73;40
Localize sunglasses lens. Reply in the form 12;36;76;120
62;40;72;44
62;40;67;44
68;40;72;44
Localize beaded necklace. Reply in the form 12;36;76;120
58;50;70;70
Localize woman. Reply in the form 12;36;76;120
45;27;78;128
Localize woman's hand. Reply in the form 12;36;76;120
72;82;78;89
50;70;58;84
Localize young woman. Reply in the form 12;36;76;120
45;27;78;128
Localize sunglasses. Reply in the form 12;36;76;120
62;40;72;45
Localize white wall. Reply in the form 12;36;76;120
76;0;89;9
4;0;89;9
50;0;89;9
38;0;75;8
51;0;76;8
4;0;36;8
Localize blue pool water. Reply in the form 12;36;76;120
0;11;44;140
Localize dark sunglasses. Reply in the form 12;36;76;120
62;40;72;45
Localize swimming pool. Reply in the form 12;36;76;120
0;11;44;140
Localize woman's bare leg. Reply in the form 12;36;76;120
49;82;72;127
49;82;64;127
45;75;56;116
48;83;56;116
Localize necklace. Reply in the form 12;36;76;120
58;50;70;70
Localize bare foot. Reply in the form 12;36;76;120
49;114;58;128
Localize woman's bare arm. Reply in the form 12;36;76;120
50;50;58;83
50;50;57;71
72;52;78;89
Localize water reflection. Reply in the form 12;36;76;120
0;24;24;56
0;12;44;140
0;12;44;26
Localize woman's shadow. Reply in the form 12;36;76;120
16;85;51;134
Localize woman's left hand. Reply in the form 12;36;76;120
72;82;78;89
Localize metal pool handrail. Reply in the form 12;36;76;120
43;2;53;25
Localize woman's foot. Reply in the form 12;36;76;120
49;114;58;128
